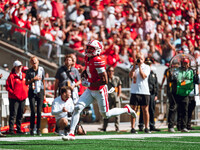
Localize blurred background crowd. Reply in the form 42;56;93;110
0;0;200;68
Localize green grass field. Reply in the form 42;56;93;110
1;128;200;150
0;137;200;150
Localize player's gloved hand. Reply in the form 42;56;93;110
82;80;91;87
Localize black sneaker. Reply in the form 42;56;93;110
115;128;120;132
139;127;143;131
30;129;34;136
9;130;15;135
130;128;138;134
150;128;161;131
98;128;106;132
16;130;24;135
144;128;151;133
37;130;42;136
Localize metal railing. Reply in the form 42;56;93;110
0;18;84;66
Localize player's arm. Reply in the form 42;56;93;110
139;65;147;79
129;64;136;78
81;70;88;79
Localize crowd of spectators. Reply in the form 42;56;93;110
0;0;200;67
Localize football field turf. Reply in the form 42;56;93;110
0;130;200;150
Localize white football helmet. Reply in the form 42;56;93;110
86;40;103;57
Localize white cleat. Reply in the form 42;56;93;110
124;104;137;118
62;133;75;141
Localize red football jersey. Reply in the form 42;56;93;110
85;56;106;90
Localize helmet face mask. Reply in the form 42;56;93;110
86;46;95;57
86;40;103;57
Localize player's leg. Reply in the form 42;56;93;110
96;86;136;119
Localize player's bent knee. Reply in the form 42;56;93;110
74;102;85;113
101;112;110;119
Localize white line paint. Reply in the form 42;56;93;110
0;133;200;142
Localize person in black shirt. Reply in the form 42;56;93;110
54;54;81;104
26;56;45;136
80;0;92;20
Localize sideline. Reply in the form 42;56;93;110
0;133;200;142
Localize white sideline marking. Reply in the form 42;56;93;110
0;133;200;142
110;139;200;144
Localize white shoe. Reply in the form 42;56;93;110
124;104;137;118
58;130;64;136
168;128;175;133
181;128;189;133
62;133;75;141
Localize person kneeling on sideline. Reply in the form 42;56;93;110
52;86;85;136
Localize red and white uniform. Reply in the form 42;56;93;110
85;56;106;90
66;40;133;137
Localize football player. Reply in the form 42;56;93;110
62;40;136;141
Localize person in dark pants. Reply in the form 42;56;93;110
160;61;179;132
26;56;46;136
168;58;194;133
177;96;197;131
99;66;122;132
138;58;160;132
187;96;196;130
6;60;28;134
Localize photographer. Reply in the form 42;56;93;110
52;86;74;136
129;52;151;133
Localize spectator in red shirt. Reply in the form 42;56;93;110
51;0;64;19
68;28;83;52
125;18;138;40
39;22;55;59
107;44;120;67
12;10;28;46
51;0;65;28
174;0;182;21
6;60;28;134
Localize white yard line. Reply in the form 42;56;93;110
110;139;200;144
0;133;200;142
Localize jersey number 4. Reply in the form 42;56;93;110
86;66;92;78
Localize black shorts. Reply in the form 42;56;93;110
130;94;150;106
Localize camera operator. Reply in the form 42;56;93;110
52;86;74;136
168;58;194;133
129;52;151;133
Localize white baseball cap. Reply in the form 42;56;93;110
13;60;22;67
108;7;115;14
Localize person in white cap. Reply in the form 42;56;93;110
6;60;28;135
